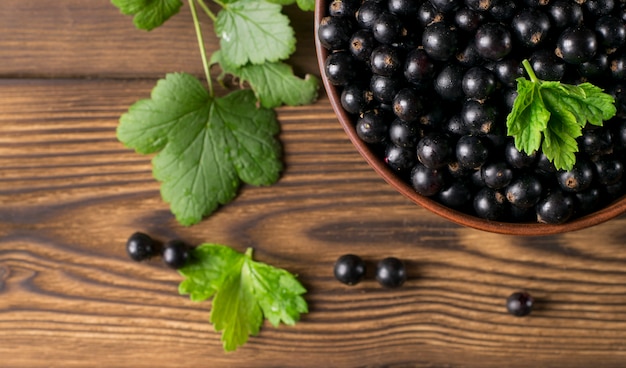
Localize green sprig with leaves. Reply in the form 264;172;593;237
112;0;319;226
506;59;616;171
178;244;308;352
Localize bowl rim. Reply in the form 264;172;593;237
313;0;626;236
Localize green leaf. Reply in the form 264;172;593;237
506;79;550;154
178;244;308;352
578;83;617;125
111;0;183;31
211;51;319;108
117;73;282;226
506;59;617;171
215;0;296;66
265;0;315;11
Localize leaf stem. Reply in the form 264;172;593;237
197;0;218;21
189;0;214;96
245;247;254;258
522;59;540;84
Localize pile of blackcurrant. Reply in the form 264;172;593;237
319;0;626;224
126;232;190;269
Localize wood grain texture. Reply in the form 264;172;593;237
2;1;626;367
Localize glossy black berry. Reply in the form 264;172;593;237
434;64;466;101
385;144;417;172
416;132;454;169
376;257;407;288
473;187;507;220
481;161;513;189
341;84;371;115
388;0;419;18
370;44;403;76
593;158;624;186
556;26;597;65
455;134;489;169
461;100;497;134
371;74;403;103
489;58;523;88
462;66;496;99
329;0;360;18
548;1;582;30
610;53;626;80
557;158;594;193
422;22;459;61
580;127;613;156
456;42;483;67
404;49;436;85
529;49;566;80
372;12;404;44
595;16;626;49
392;87;423;122
465;0;493;12
126;232;157;262
585;0;614;17
454;7;484;32
536;190;575;224
437;180;473;208
325;51;358;86
356;109;389;144
474;23;513;61
389;118;420;147
356;1;385;29
489;0;517;21
318;16;354;50
348;29;377;61
411;162;447;196
162;240;190;269
334;254;366;285
506;292;534;317
505;174;543;208
578;54;609;78
417;1;443;26
511;9;551;48
504;140;537;168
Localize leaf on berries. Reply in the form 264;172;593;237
211;51;319;108
178;244;308;352
506;60;616;171
215;0;296;66
111;0;183;31
116;73;282;226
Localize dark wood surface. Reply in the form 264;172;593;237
2;1;626;367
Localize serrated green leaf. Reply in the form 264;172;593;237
178;244;308;352
116;73;282;226
506;79;549;154
212;51;319;108
215;0;296;66
111;0;182;30
578;83;617;125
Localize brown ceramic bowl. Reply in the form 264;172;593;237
314;1;626;235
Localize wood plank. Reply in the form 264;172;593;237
1;79;626;366
0;0;319;78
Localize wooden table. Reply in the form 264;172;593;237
2;1;626;366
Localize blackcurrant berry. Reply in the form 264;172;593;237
434;64;466;101
385;144;417;173
454;7;484;32
392;87;423;122
388;0;419;18
455;134;489;169
371;74;403;103
511;9;551;48
474;23;513;61
372;12;404;44
126;232;157;262
411;162;447;196
318;16;354;50
325;51;358;86
473;187;507;220
505;174;543;208
356;109;389;144
376;257;407;288
462;66;496;100
461;99;498;134
536;190;575;224
556;158;594;193
422;22;459;61
389;118;420;147
489;0;517;21
529;49;566;81
437;180;473;208
481;161;513;189
506;292;533;317
416;132;454;169
404;48;437;85
356;1;385;30
329;0;360;18
348;29;377;61
370;44;403;76
341;84;372;115
595;16;626;49
162;240;190;269
334;254;366;285
556;26;598;65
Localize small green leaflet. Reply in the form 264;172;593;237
111;0;183;31
506;60;616;171
215;0;296;66
178;244;308;352
265;0;315;11
116;73;282;226
211;51;319;109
